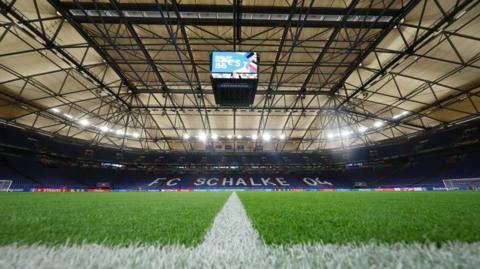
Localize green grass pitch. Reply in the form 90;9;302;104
0;192;229;246
1;191;480;247
238;191;480;245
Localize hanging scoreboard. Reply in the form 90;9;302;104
210;52;259;106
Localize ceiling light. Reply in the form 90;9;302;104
115;129;125;136
237;134;242;139
262;133;271;141
183;133;190;140
279;134;286;140
132;132;140;138
393;111;409;119
358;126;368;133
227;134;233;139
78;118;90;126
50;108;60;113
374;121;384;128
198;132;207;142
211;133;218;141
454;10;466;20
252;134;258;140
99;126;109;132
327;133;336;139
340;130;352;137
64;114;73;119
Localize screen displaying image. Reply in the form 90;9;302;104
211;52;258;79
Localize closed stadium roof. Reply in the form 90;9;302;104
0;0;479;152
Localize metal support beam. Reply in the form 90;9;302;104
340;108;426;130
110;0;191;150
233;0;242;51
297;0;360;95
255;0;305;140
337;0;477;109
49;0;138;96
56;3;399;16
275;0;361;151
134;88;330;96
2;1;131;109
170;0;203;91
328;0;421;95
56;2;396;28
290;0;418;150
152;0;211;133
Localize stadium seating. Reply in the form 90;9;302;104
0;123;479;191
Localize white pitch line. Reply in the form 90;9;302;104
1;192;480;269
194;191;266;266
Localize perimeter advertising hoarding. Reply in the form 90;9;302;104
31;188;109;192
35;188;72;192
11;186;436;192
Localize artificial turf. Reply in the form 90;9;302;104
238;191;480;245
0;192;229;246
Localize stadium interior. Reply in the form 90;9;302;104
0;0;479;191
0;0;479;268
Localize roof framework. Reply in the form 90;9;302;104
0;0;479;152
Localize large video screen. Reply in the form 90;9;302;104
211;52;258;79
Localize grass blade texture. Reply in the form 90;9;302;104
238;191;480;245
0;192;229;246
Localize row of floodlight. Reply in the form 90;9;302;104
49;106;410;141
326;111;410;140
50;108;140;138
183;132;286;142
326;122;379;140
184;111;411;142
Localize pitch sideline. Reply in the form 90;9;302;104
0;192;479;269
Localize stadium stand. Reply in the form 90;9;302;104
1;122;479;191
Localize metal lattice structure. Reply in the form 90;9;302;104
0;0;479;152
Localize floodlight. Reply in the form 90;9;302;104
358;126;368;133
327;133;336;139
198;132;207;142
340;130;352;137
374;121;384;128
78;118;90;126
99;126;109;132
393;111;408;119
